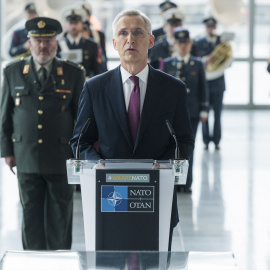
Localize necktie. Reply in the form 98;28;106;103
39;67;47;85
128;76;140;145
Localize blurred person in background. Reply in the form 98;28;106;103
152;0;178;42
59;8;102;79
9;3;39;58
163;27;208;193
148;8;184;69
195;17;225;150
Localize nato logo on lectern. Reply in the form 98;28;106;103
101;186;154;212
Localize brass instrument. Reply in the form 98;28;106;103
205;41;233;80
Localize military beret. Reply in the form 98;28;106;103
159;1;177;12
25;17;62;37
63;8;87;22
173;27;190;42
163;8;185;25
25;3;36;13
203;17;217;26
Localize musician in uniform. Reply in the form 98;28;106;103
79;2;108;72
152;1;178;41
148;8;184;69
59;8;102;78
195;17;225;150
9;3;39;58
163;28;208;192
0;17;85;250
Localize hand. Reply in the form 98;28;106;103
205;54;214;65
152;163;168;169
23;40;30;50
93;160;105;169
200;116;208;123
5;156;16;174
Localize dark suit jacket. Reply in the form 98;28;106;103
163;56;208;118
0;56;85;174
70;64;194;227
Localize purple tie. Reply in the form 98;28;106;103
128;76;140;145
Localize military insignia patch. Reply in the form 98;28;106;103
61;79;65;85
57;67;64;76
38;20;46;29
23;65;30;74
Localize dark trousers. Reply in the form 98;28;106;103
17;172;74;250
202;84;224;146
186;117;200;188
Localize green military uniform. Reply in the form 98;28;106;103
0;17;86;250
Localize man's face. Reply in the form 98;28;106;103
165;22;182;40
206;25;216;37
66;21;83;37
29;37;58;65
174;39;192;57
112;15;154;66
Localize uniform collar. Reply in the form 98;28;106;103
33;59;53;74
176;54;190;64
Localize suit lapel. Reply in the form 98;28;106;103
106;66;133;149
134;65;163;149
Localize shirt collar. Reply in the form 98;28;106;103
66;33;82;45
120;65;149;84
33;59;53;74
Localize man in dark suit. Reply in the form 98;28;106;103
163;27;209;193
9;3;39;58
0;17;85;250
70;9;194;250
195;17;225;150
59;8;101;78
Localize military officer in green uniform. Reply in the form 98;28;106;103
0;17;85;250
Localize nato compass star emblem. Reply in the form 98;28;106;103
107;191;123;207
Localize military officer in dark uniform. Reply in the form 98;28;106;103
195;17;225;150
148;8;184;69
59;8;101;78
163;28;208;192
0;17;85;250
152;1;178;41
9;3;39;58
79;2;108;72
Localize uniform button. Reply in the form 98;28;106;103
38;110;43;115
38;139;43;144
39;96;44;100
38;124;43;129
181;77;186;81
13;139;16;142
16;93;20;96
63;95;66;99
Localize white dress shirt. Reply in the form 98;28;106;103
120;65;149;114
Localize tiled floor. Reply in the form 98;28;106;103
1;110;270;270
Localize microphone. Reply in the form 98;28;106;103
165;120;184;183
165;120;180;159
75;118;91;159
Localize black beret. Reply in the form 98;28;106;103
25;17;62;37
203;17;217;26
159;1;177;12
174;27;190;42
